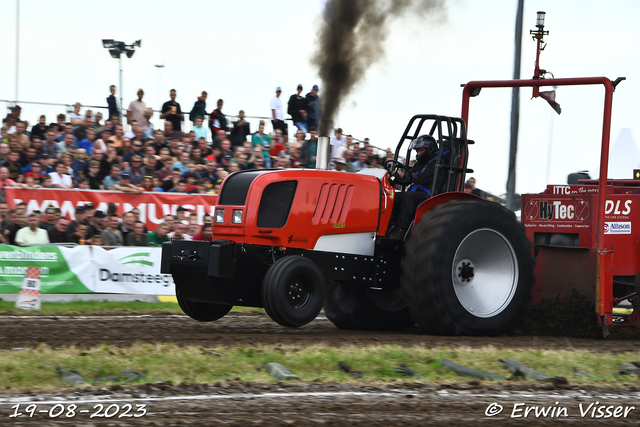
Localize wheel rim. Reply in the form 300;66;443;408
286;275;312;309
451;228;518;318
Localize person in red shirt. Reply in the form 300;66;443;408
192;223;213;242
24;162;46;184
0;166;16;189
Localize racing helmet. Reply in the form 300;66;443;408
409;135;438;159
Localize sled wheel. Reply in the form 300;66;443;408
262;256;326;327
402;200;534;336
174;282;232;322
324;281;414;331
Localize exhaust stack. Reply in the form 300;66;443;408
317;136;330;170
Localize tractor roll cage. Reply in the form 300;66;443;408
461;76;624;318
393;114;474;196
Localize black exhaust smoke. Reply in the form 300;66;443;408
312;0;446;135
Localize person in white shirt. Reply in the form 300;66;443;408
49;161;73;189
270;87;286;137
15;213;50;245
330;127;346;160
167;220;193;241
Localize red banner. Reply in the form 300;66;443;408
4;188;218;231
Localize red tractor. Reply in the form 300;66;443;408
160;113;535;336
161;12;635;337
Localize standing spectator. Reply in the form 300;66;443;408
161;89;184;132
168;220;192;240
300;127;318;169
85;160;104;189
126;221;150;246
70;103;84;126
107;85;120;120
109;124;125;148
39;206;57;232
288;84;307;133
330;128;346;160
122;141;145;166
466;177;486;199
58;132;77;154
101;215;124;246
103;164;121;189
113;173;143;193
78;128;97;155
4;209;26;245
31;115;48;140
15;213;49;245
230;110;251;148
192;117;207;142
148;221;170;246
120;212;136;244
189;91;208;123
49;161;73;189
290;129;306;150
192;223;213;242
305;85;321;131
123;155;146;185
48;217;71;243
251;123;272;168
343;150;356;172
270;87;286;136
127;89;147;126
352;151;370;171
43;130;62;158
209;99;227;135
87;211;106;238
67;206;86;236
14;121;30;149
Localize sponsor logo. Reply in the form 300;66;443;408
0;249;58;261
332;222;346;228
287;235;308;244
605;200;632;216
534;200;590;221
118;252;154;267
604;222;631;234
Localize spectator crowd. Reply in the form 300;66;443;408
0;201;213;247
0;83;406;246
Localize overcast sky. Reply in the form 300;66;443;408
1;0;639;196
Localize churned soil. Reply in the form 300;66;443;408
1;311;640;352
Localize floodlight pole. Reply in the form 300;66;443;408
119;55;123;118
15;0;19;102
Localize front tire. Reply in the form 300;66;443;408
402;200;534;336
262;256;326;327
324;281;414;331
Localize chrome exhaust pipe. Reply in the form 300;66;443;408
316;136;330;170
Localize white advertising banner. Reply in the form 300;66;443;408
0;245;176;296
90;246;175;296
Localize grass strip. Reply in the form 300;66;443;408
1;343;639;391
0;300;262;315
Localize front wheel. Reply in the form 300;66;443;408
262;256;326;327
402;200;534;336
174;282;232;322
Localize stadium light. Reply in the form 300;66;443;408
101;39;142;121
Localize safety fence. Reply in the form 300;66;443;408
4;187;217;230
0;244;174;296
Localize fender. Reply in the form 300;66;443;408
414;192;483;226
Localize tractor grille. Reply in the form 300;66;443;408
312;184;354;225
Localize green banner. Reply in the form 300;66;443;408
0;245;91;294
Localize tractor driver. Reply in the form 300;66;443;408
387;134;446;240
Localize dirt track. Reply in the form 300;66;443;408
1;311;640;352
2;311;640;426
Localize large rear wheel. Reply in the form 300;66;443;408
174;275;232;322
324;281;414;331
262;256;326;327
402;200;534;336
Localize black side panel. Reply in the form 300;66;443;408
257;181;298;228
218;170;266;206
